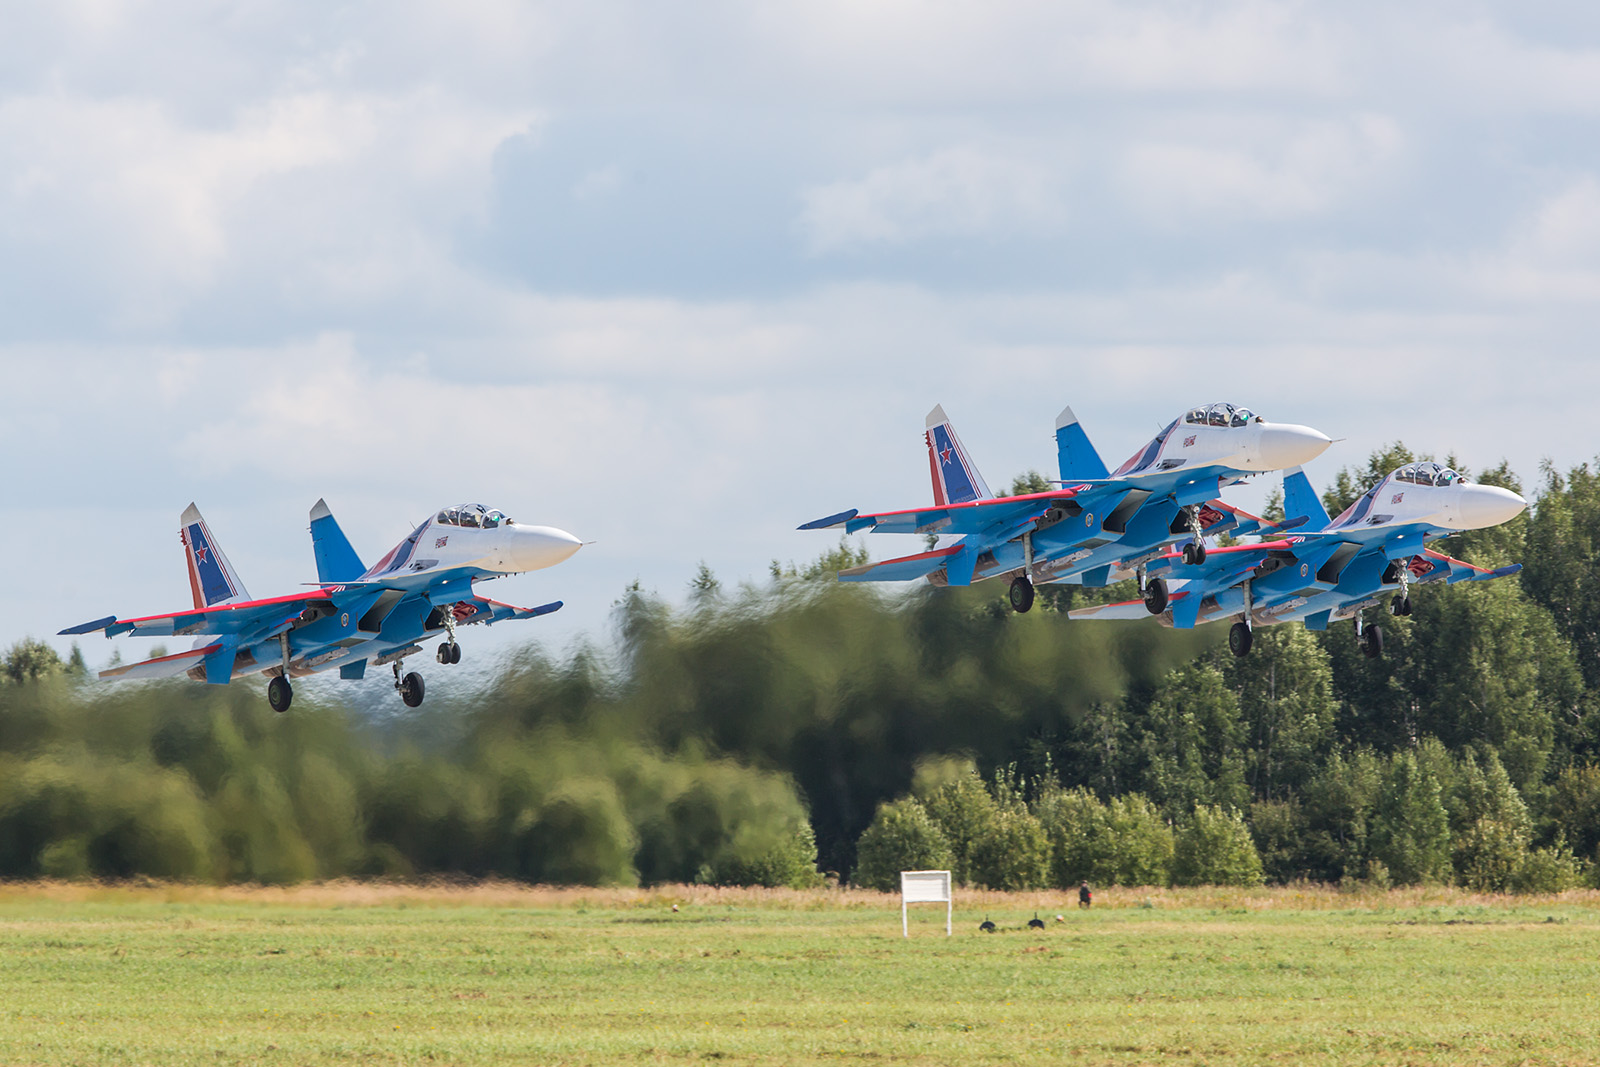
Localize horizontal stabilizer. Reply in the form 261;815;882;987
100;643;222;682
59;615;116;636
798;509;859;531
1068;591;1196;627
839;546;961;583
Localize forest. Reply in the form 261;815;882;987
4;444;1600;893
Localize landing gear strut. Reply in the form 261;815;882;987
394;662;426;707
267;633;293;712
1356;614;1384;659
1229;580;1254;657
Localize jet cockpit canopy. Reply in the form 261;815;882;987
435;503;513;529
1184;402;1260;428
1392;462;1465;487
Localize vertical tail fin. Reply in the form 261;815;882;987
925;405;992;504
1054;406;1110;481
1282;467;1332;529
179;503;250;610
309;498;367;583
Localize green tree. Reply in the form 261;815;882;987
1171;805;1263;886
1370;751;1452;885
1140;663;1249;816
852;798;953;891
921;770;1000;888
2;639;65;685
1223;626;1337;800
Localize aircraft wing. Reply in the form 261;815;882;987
800;489;1085;537
59;590;334;641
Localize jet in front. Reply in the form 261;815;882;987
61;500;582;710
1069;462;1526;658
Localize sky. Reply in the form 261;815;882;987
6;0;1600;699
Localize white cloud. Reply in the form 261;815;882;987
1120;115;1404;224
797;147;1067;253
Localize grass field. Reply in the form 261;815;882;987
2;882;1599;1065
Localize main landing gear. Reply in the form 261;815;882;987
1229;579;1254;657
267;633;293;713
1356;613;1384;659
1007;531;1039;614
394;662;426;708
1140;571;1169;615
1009;575;1036;614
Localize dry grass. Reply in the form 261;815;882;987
3;877;1598;912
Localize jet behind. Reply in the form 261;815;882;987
801;403;1333;612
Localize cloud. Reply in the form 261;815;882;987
1120;115;1404;225
797;147;1068;254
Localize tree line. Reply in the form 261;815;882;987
3;445;1600;891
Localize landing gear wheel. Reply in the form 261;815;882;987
1143;577;1169;615
1389;596;1412;617
267;675;293;714
1009;576;1035;614
400;672;426;708
1362;623;1384;659
450;642;461;665
1229;622;1254;657
1182;542;1208;566
437;642;451;664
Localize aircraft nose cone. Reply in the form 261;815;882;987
511;525;583;571
1257;423;1334;470
1457;484;1527;529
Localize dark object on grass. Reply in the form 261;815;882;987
1027;913;1045;930
979;917;996;932
1079;881;1092;908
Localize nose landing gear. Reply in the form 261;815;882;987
1181;507;1208;566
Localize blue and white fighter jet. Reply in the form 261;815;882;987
800;403;1333;612
60;500;583;710
1067;463;1526;657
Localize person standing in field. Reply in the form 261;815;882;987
1078;881;1092;908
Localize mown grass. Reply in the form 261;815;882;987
2;882;1599;1065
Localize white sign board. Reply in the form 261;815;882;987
901;870;952;936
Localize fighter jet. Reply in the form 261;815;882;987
60;500;582;710
1067;463;1526;657
800;403;1332;612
